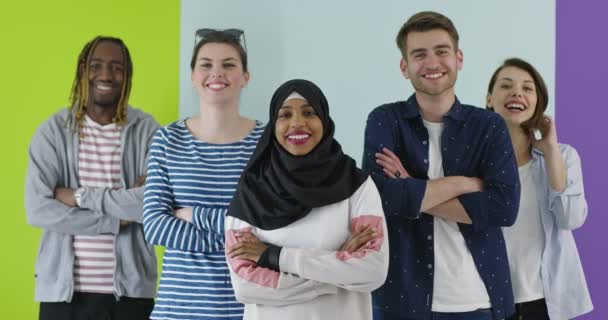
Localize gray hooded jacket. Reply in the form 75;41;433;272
25;106;160;302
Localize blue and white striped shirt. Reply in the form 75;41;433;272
144;120;264;320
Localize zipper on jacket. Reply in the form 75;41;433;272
68;235;76;303
113;232;121;301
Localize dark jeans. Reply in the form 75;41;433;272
507;299;550;320
374;308;493;320
39;292;154;320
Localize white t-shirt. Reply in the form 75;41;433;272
423;120;491;312
502;161;545;303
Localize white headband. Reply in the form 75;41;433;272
284;91;307;103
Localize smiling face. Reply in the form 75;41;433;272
400;29;463;99
487;66;538;129
87;41;125;109
274;98;324;156
191;42;250;105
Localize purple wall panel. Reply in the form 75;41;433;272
557;0;608;318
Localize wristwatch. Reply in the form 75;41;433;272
74;187;86;207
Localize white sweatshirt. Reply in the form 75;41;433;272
225;177;389;320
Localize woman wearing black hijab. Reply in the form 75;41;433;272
224;79;389;320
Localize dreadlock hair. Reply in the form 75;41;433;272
68;36;133;130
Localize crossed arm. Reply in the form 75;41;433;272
53;174;147;227
25;126;143;235
142;129;227;252
375;147;479;224
224;179;389;306
362;110;519;231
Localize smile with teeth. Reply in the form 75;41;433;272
207;83;228;90
506;103;526;111
286;133;311;145
424;72;444;79
96;84;112;91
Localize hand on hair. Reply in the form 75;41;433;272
226;231;268;263
376;147;410;179
530;115;558;154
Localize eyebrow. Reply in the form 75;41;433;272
197;57;238;62
433;44;452;50
409;43;453;56
409;48;427;56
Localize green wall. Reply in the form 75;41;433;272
0;1;179;318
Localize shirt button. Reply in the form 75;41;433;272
424;159;428;164
422;140;428;145
427;235;432;240
427;264;433;269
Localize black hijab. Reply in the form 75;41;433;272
227;79;368;230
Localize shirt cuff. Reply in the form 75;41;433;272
98;215;120;235
257;244;282;272
458;191;487;231
401;178;427;219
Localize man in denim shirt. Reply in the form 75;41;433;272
363;12;520;320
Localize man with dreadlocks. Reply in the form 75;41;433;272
24;36;160;320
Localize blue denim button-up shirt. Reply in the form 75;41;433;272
363;95;520;320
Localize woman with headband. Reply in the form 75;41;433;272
224;79;389;320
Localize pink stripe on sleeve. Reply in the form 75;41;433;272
226;228;280;288
336;215;385;261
